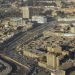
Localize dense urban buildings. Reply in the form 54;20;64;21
0;0;75;75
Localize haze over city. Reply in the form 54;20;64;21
0;0;75;75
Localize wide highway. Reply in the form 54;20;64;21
0;21;56;72
0;21;56;50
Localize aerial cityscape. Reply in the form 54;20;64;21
0;0;75;75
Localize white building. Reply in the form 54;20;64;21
57;18;75;22
32;16;47;24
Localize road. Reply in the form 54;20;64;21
0;21;56;74
0;59;12;75
0;21;55;50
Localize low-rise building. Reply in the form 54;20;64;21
51;70;65;75
32;16;47;24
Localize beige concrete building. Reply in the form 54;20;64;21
66;0;75;2
47;52;56;69
51;70;65;75
21;7;30;18
60;8;75;14
9;17;23;26
70;27;75;33
23;50;39;58
56;56;60;70
47;46;62;53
